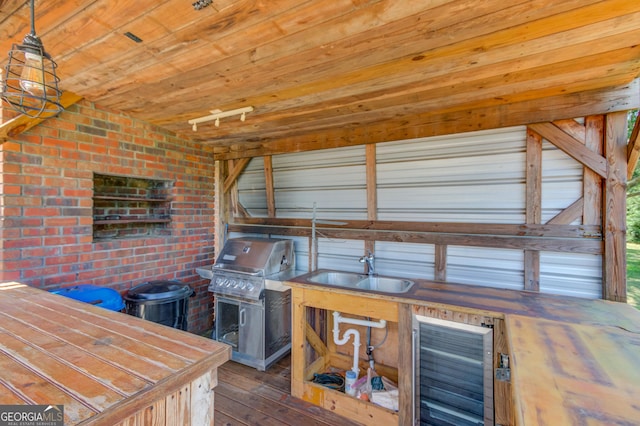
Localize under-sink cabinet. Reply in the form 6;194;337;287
289;286;401;425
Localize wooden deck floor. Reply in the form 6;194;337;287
215;355;362;426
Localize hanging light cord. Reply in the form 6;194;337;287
29;0;36;35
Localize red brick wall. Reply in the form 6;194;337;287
0;100;216;334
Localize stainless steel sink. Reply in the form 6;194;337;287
305;270;414;293
356;276;414;293
307;271;365;286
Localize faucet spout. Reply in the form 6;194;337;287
359;250;375;275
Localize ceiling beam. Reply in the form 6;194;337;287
212;81;640;160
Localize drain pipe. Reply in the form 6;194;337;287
332;311;386;375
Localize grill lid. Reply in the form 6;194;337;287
125;280;193;301
206;237;295;300
213;237;293;276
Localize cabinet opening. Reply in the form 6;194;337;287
92;173;173;241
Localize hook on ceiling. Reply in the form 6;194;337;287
193;0;213;10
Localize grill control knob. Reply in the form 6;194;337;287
246;283;254;292
238;281;246;290
229;279;236;288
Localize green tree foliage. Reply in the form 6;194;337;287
626;109;640;242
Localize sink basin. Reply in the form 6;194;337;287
305;270;414;293
356;276;414;293
307;271;365;286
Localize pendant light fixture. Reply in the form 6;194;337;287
1;0;63;118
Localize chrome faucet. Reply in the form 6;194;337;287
359;250;375;275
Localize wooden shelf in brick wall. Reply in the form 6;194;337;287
93;195;170;202
93;218;171;225
92;174;173;240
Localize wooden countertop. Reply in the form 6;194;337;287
288;270;640;331
507;313;640;425
0;282;230;425
288;270;640;425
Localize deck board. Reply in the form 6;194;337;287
215;356;362;426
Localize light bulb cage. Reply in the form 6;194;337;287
1;33;64;118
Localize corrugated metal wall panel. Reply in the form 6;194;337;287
539;252;602;298
238;157;267;217
373;241;435;279
317;238;365;272
272;146;368;220
231;125;601;298
541;140;583;224
377;127;527;223
446;246;525;291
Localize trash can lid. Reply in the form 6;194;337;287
50;284;125;311
124;280;193;301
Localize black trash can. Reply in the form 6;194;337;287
124;280;194;331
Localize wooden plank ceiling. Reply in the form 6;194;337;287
1;0;640;159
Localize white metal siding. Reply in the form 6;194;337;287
272;146;368;220
317;238;365;272
238;157;267;217
541;140;583;224
446;246;525;291
232;125;601;298
373;241;435;279
376;127;527;223
539;252;602;298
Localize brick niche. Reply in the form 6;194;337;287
0;100;217;334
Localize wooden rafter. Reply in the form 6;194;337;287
214;83;639;160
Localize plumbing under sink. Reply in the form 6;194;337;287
306;270;414;293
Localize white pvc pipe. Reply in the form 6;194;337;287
332;311;387;374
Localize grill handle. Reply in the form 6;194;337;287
240;308;246;327
213;267;262;276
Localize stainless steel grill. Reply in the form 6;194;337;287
203;237;294;300
196;237;296;370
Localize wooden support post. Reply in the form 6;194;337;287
493;318;514;425
214;160;225;257
584;115;604;225
603;112;628;301
365;143;377;269
397;303;413;426
264;155;276;217
291;290;306;399
434;244;447;282
524;128;542;291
